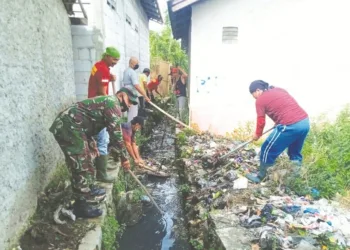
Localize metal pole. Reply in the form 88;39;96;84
219;127;275;161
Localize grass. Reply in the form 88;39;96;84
102;216;122;250
225;120;265;147
291;106;350;198
45;162;70;192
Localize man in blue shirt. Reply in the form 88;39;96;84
123;57;150;121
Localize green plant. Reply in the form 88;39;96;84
134;130;150;148
131;188;145;203
316;233;347;250
102;216;120;250
179;184;190;195
176;132;188;147
189;239;204;250
150;15;188;71
45;163;70;192
291;105;350;198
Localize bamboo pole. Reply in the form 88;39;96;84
149;101;192;130
128;169;164;215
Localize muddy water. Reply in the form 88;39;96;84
118;124;190;250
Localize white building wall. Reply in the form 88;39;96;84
0;0;76;248
73;0;150;100
189;0;350;134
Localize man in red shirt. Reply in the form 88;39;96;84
88;47;120;183
147;74;163;101
246;80;310;183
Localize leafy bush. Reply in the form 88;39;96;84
295;106;350;198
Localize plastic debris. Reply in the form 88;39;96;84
233;177;248;189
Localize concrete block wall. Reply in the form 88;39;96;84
0;0;76;248
72;0;151;99
71;25;104;101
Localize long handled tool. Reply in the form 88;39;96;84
112;81;116;95
139;164;171;178
127;169;164;215
149;101;192;130
219;127;275;161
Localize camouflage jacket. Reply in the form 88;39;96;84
50;95;127;161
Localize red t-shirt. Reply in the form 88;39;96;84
147;79;160;91
255;87;308;136
88;60;110;98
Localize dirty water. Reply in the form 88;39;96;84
118;123;190;250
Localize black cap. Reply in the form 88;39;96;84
249;80;269;94
131;116;145;126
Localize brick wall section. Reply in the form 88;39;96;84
71;25;104;101
73;0;151;99
0;0;76;248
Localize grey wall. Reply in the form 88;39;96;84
0;0;76;248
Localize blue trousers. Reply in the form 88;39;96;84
96;128;109;156
260;118;310;167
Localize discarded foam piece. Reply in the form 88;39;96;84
233;177;248;189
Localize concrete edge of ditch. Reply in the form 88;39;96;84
78;165;120;250
175;128;241;250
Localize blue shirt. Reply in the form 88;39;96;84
123;67;138;87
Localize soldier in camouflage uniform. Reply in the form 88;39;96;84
49;86;138;218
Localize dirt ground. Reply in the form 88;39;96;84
20;183;94;250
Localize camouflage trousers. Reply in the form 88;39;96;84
52;124;98;199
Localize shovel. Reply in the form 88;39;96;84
219;127;274;161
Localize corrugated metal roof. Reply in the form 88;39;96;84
140;0;163;24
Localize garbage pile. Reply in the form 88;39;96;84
177;131;350;249
240;196;350;249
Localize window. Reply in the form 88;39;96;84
126;14;132;25
107;0;116;10
222;27;238;44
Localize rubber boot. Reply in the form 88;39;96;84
290;160;302;177
73;199;103;218
107;156;117;170
96;155;115;183
246;164;271;183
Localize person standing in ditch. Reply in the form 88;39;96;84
121;116;146;167
122;57;150;122
49;87;138;218
173;66;188;122
147;74;163;101
87;46;120;183
138;68;151;112
246;80;310;183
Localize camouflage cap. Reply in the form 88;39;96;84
117;86;138;105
